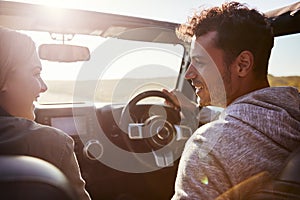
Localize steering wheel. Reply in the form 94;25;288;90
119;90;178;147
119;90;192;168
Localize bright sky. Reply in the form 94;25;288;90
10;0;299;22
9;0;300;77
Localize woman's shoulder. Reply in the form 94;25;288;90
0;115;72;143
31;121;73;143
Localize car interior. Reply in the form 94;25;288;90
0;1;299;199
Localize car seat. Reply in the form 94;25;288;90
0;155;78;200
216;147;300;200
249;147;300;200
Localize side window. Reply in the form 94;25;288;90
268;33;300;91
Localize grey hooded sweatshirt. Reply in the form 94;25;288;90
172;86;300;200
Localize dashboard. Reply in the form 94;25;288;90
50;116;87;136
34;102;183;200
35;103;94;136
35;103;103;160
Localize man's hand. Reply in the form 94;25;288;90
162;89;222;129
162;89;198;113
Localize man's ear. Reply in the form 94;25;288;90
235;50;254;77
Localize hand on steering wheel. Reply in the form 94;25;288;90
162;88;199;113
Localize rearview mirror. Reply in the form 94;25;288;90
38;44;90;62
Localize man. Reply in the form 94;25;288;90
169;2;300;199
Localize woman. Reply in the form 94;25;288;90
0;27;91;200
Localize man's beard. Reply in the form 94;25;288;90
205;69;230;108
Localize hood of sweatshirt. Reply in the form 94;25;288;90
225;86;300;150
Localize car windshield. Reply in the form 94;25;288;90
23;31;184;105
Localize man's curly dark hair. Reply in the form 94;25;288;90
177;1;274;80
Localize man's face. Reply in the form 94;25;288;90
185;31;230;107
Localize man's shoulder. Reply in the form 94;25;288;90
191;120;226;143
191;117;245;148
195;119;226;133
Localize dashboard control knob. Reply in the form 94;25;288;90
83;139;103;160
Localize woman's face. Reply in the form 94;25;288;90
1;50;48;120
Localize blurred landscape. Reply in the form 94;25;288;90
268;75;300;90
39;77;177;104
39;75;300;104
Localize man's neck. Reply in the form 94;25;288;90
226;78;270;107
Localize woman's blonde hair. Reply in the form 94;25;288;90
0;27;36;90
